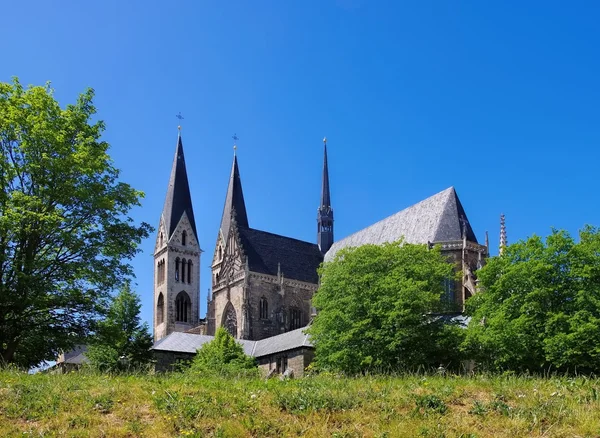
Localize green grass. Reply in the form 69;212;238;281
1;369;600;437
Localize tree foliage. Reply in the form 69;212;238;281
0;78;152;367
464;227;600;374
308;241;463;374
189;328;257;376
86;283;153;372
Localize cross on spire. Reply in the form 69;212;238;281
232;133;239;155
176;112;184;131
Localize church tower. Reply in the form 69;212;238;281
317;137;334;253
154;129;201;341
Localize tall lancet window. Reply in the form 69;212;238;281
156;293;164;324
175;258;180;281
187;260;192;284
159;232;163;247
182;231;187;246
175;291;191;323
259;297;269;319
181;258;186;284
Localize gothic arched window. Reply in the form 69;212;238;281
182;231;187;246
181;258;186;284
259;297;269;320
218;246;222;260
159;232;163;247
175;258;180;281
157;293;165;324
289;307;302;330
222;303;237;338
187;260;192;284
175;291;191;323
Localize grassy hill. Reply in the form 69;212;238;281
1;369;600;437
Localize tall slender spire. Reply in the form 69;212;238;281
161;130;198;240
499;214;507;255
317;137;334;253
220;149;249;241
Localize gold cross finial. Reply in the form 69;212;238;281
323;136;327;145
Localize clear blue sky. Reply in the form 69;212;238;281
3;1;599;327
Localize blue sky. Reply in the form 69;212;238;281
3;1;600;326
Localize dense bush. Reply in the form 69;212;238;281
188;328;257;377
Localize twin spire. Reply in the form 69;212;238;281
161;131;198;241
162;130;333;253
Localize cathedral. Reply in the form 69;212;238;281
152;129;487;350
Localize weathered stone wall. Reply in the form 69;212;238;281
154;351;196;372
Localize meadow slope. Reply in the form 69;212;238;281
1;369;600;437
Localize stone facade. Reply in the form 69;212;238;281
208;221;318;340
153;213;201;341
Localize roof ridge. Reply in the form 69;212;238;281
327;187;455;251
244;227;320;248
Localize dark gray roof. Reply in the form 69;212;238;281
238;227;323;284
252;327;312;357
152;327;313;357
161;134;198;239
325;187;477;262
153;333;255;356
220;155;249;240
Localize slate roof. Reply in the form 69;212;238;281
152;327;313;357
238;227;323;284
153;333;256;356
162;134;198;239
220;155;249;240
324;187;477;262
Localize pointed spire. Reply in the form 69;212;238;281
161;131;198;240
485;231;490;255
499;214;507;255
320;137;331;209
220;151;249;241
317;137;334;254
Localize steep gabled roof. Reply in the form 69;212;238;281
161;133;198;240
237;227;323;284
219;155;249;241
324;187;477;262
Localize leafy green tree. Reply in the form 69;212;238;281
189;327;256;376
308;240;463;374
86;283;153;371
0;78;152;367
463;227;600;373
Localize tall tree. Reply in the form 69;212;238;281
308;241;463;374
87;283;153;371
463;227;600;373
0;78;151;367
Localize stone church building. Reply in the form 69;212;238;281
151;130;488;373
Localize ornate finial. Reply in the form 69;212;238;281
323;136;327;145
176;112;184;132
499;214;507;255
232;133;239;156
485;231;489;254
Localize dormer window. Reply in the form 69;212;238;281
182;231;187;246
